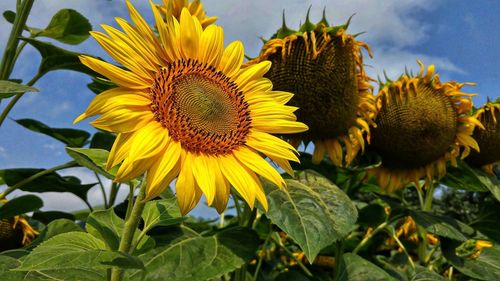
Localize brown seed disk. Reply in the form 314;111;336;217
264;33;359;140
0;218;24;251
150;59;251;155
371;83;457;169
466;108;500;166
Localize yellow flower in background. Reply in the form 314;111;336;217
250;11;376;167
368;61;482;192
156;0;217;28
75;1;308;214
465;102;500;174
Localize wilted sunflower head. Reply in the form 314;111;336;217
465;102;500;173
250;9;376;167
368;61;482;192
156;0;217;28
75;1;308;215
0;216;37;251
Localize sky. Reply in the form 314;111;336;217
0;0;499;215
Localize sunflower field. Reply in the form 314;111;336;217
1;1;499;281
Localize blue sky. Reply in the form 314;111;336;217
0;0;499;213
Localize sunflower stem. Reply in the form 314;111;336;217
0;161;77;200
111;180;146;281
0;0;34;80
423;181;435;212
332;240;344;281
352;221;388;254
108;182;120;208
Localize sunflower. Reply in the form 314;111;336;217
368;61;482;192
0;201;38;251
249;10;376;166
156;0;216;28
465;102;500;173
75;1;308;215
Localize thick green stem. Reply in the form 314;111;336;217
423;182;435;212
0;72;43;127
111;181;146;281
0;0;34;80
0;161;77;200
333;240;345;281
108;182;120;207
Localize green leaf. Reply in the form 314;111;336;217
27;218;83;249
90;131;116;151
128;227;259;281
66;147;117;179
21;38;96;76
2;10;15;24
410;210;472;241
142;198;185;231
264;170;358;261
441;238;500;280
409;266;447;281
337;253;397;281
32;211;75;225
15;118;90;147
39;9;91;45
0;195;43;219
0;256;27;281
16;232;144;275
358;204;388;228
0;80;39;99
470;202;500;243
0;168;94;201
87;77;116;95
86;209;155;254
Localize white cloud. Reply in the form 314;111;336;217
0;146;8;158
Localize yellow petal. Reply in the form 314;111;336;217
107;132;133;170
312;140;326;164
127;121;169;161
235;61;271;88
150;0;180;62
179;8;201;59
248;171;268;211
81;87;150;118
234;147;285;188
268;155;294;177
144;141;182;201
218;154;256;208
218;41;243;78
246;131;299;162
212;161;230;213
176;154;203;215
80;56;150;89
190;153;216;205
198;24;224;66
90;108;154;133
252;119;308;134
240;78;272;96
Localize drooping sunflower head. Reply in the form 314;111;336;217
156;0;217;28
0;211;37;251
465;102;500;173
368;61;482;192
250;9;376;167
75;1;308;215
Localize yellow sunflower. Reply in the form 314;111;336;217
75;1;308;215
465;102;500;173
156;0;217;28
249;10;376;166
368;61;482;192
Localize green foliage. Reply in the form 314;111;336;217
15;118;90;147
264;169;357;261
0;80;38;99
0;195;42;219
337;253;397;281
38;9;92;45
66;147;118;179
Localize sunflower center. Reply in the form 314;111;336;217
150;59;251;155
372;84;457;169
265;33;359;140
467;107;500;166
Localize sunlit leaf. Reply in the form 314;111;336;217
65;147;117;179
0;80;38;99
39;9;92;45
142;198;185;231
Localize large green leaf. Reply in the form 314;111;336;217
409;266;447;281
0;80;38;99
264;170;358;261
0;195;43;219
470;202;500;243
66;147;117;179
38;9;91;45
0;256;30;281
27;219;83;249
86;208;155;254
32;210;75;225
142;198;185;231
410;210;473;241
128;227;259;281
15;118;90;147
441;238;500;280
21;38;96;76
337;253;397;281
0;168;94;201
16;232;144;275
